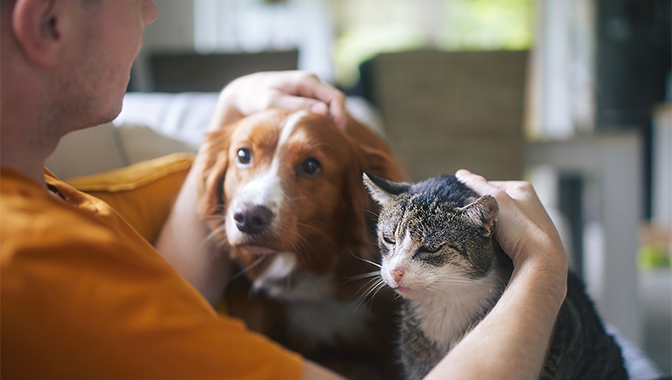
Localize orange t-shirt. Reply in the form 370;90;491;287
0;165;303;380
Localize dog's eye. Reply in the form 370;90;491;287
299;158;322;176
236;149;252;166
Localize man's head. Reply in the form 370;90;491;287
1;0;157;136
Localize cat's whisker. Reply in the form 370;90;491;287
350;276;383;300
430;278;472;285
354;280;387;311
347;248;382;268
369;280;388;301
359;208;379;218
352;278;386;311
431;280;473;287
345;271;382;283
426;284;459;295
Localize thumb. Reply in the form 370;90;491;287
455;169;498;197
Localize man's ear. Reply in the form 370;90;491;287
12;0;69;67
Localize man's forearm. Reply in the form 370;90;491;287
154;158;232;305
425;258;567;380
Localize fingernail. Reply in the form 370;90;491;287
455;169;471;178
311;103;328;114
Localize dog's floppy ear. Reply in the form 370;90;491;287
197;128;233;229
359;144;405;182
343;133;406;260
343;150;375;260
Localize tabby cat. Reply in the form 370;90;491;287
362;173;628;380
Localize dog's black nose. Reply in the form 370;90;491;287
233;205;273;235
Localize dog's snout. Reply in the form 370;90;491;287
233;205;274;235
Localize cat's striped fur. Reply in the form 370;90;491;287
363;173;628;380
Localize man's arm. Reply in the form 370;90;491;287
153;157;228;304
424;170;568;380
154;71;346;304
302;361;348;380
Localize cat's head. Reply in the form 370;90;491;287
363;173;499;299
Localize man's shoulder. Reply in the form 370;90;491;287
1;169;120;260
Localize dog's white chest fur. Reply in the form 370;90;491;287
258;266;374;347
287;298;373;347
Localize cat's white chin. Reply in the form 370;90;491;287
393;286;420;299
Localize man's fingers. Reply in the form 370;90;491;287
328;100;347;131
271;95;328;115
488;181;539;204
271;94;346;130
224;71;348;131
309;85;346;130
455;169;499;197
290;72;347;130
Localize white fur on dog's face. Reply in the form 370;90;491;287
224;111;306;247
212;109;363;297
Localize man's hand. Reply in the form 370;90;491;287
422;170;568;380
210;71;347;131
455;169;568;277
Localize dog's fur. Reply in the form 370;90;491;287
197;109;405;379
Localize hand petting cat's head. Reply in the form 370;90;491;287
363;173;499;299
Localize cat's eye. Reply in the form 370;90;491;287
236;148;252;167
418;245;442;254
383;236;396;245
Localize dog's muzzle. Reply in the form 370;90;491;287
233;203;274;235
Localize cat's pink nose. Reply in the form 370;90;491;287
391;268;404;283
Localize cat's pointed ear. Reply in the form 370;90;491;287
362;172;411;206
458;196;498;237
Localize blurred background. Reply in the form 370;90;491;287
49;0;672;375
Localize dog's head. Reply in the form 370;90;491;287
198;109;403;299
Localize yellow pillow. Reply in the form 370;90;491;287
65;153;195;245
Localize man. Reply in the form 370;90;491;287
0;1;568;379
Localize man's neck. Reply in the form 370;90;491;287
0;59;61;188
1;157;49;188
1;106;63;189
0;54;53;191
0;129;57;187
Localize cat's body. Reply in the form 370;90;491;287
363;173;628;380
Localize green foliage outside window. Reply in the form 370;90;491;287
333;0;534;87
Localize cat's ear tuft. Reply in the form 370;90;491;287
458;196;498;237
362;172;410;205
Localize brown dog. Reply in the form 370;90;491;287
198;109;405;379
